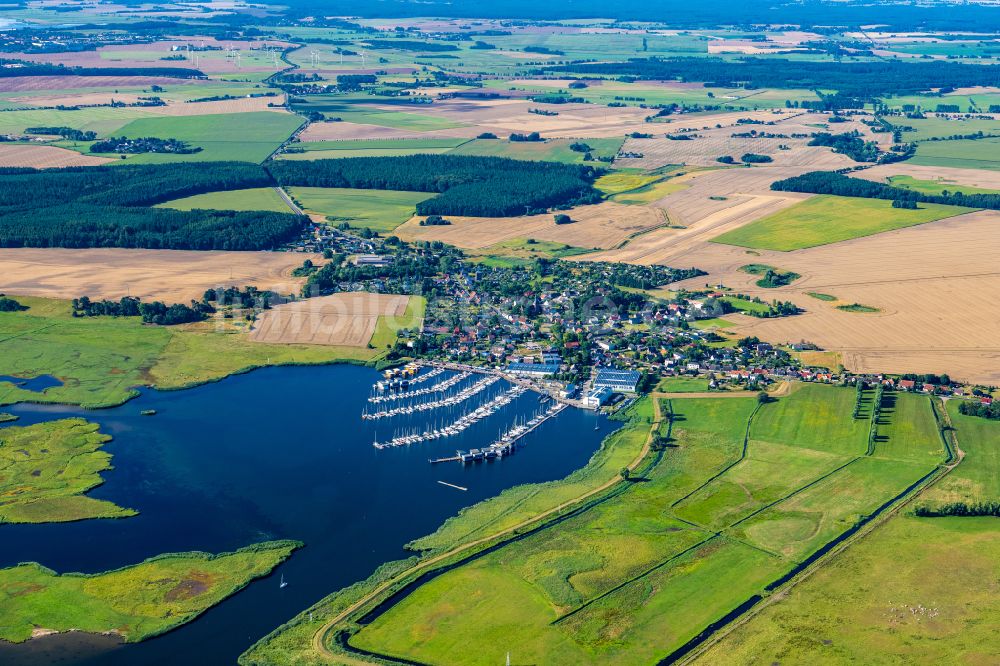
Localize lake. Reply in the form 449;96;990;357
0;364;614;665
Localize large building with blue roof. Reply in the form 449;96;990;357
593;368;641;393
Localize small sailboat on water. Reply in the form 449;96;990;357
280;574;288;589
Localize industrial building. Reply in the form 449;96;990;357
593;368;641;393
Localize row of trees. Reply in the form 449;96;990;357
0;59;204;78
71;296;212;325
958;400;1000;420
771;171;1000;210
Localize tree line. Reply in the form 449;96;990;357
770;171;1000;211
0;59;205;79
71;296;212;325
545;57;1000;98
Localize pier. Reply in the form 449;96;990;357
428;402;567;465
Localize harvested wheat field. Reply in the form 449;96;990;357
396;202;665;250
250;293;409;346
0;144;112;168
666;210;1000;383
615;127;855;170
367;98;652;138
299;121;476;142
0;248;314;302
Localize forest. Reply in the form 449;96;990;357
771;171;1000;211
0;58;205;78
0;163;304;250
72;295;212;325
546;57;1000;98
268;155;602;216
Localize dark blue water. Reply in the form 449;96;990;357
0;374;64;392
0;364;612;665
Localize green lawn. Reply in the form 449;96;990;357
711;195;974;251
909;137;1000;171
0;418;135;524
156;187;291;213
94;112;303;163
287;187;431;232
0;541;299;643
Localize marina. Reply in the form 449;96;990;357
362;375;501;420
0;363;613;666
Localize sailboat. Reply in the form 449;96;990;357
280;574;288;589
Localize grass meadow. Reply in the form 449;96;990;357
919;400;1000;507
909;137;1000;171
692;515;1000;665
0;418;135;524
711;195;974;251
0;541;299;643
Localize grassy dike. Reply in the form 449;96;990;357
0;541;301;644
0;296;392;409
238;398;661;665
0;418;135;524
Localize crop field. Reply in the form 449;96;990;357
157;187;292;213
711;195;974;251
344;386;942;665
0;248;312;302
692;516;1000;665
249;293;410;347
0;541;298;643
672;210;1000;384
0;418;135;524
280;137;470;159
888;116;1000;141
0;144;111;168
298;120;476;142
0;297;379;409
615;132;849;170
449;137;623;164
396;201;665;250
92;112;303;163
287;187;430;232
292;103;469;132
909;137;1000;171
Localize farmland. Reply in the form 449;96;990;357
91;112;303;163
0;541;299;643
691;515;1000;665
249;292;411;347
0;248;312;302
158;187;292;213
287;187;430;232
0;418;134;524
712;195;974;251
909;137;1000;171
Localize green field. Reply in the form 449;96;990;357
712;195;974;251
0;297;381;409
156;187;291;213
294;106;467;131
449;137;623;165
920;400;1000;507
655;376;711;392
888;116;1000;141
887;174;1000;196
93;112;303;163
806;292;837;301
0;418;135;524
287;187;431;232
469;238;595;264
692;515;1000;665
280;137;469;160
0;541;299;643
909;136;1000;171
325;386;943;665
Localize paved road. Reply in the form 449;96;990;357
273;186;304;215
